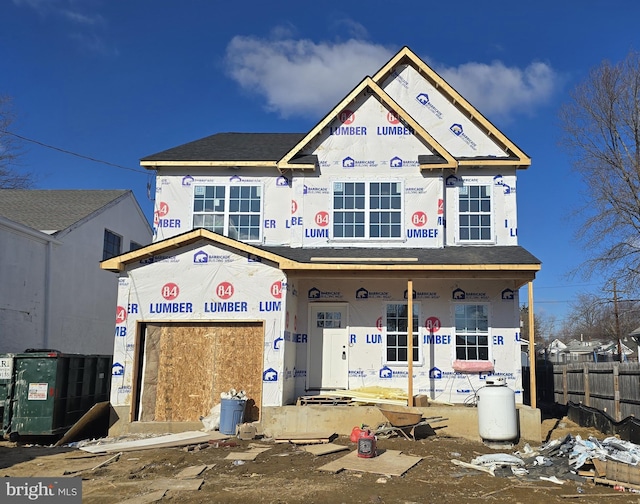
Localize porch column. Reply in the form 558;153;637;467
408;279;413;407
528;281;537;409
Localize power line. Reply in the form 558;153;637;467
2;130;150;175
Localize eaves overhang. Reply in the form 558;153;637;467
101;229;540;288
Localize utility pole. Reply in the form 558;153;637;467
613;280;622;361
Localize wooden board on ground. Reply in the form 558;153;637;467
116;489;167;504
80;431;228;454
175;465;211;479
148;478;204;491
302;443;350;456
225;447;271;461
274;432;336;444
317;449;422;476
55;401;111;447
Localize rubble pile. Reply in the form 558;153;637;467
453;434;640;491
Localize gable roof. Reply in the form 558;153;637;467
0;189;131;233
140;46;530;172
277;77;457;171
372;46;530;167
101;228;541;287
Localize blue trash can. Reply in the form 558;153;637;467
219;398;246;435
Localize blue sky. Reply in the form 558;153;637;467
2;0;638;329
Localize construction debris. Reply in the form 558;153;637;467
451;433;640;492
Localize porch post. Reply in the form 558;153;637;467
528;281;537;409
408;279;414;407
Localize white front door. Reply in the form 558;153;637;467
307;304;349;390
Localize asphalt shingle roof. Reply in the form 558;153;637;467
0;189;129;233
141;133;306;162
259;244;541;266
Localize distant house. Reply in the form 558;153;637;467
0;190;152;355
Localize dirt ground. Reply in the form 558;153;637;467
0;417;636;504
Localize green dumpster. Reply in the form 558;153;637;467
0;350;111;438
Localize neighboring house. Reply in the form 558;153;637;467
0;190;152;355
101;47;541;431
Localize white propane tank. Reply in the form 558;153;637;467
477;377;518;444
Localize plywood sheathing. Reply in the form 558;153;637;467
140;322;263;423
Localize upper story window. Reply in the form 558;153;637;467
454;304;489;360
333;181;402;239
459;185;492;241
385;302;420;364
130;241;143;251
192;184;262;242
103;229;122;260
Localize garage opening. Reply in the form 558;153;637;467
133;322;264;423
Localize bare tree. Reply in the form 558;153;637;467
520;305;556;343
559;51;640;290
0;95;32;189
559;291;640;343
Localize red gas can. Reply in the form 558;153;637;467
350;425;364;443
357;430;377;458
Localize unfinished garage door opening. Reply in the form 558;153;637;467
133;322;264;423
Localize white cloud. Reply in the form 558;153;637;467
225;36;394;119
438;60;560;121
225;37;561;121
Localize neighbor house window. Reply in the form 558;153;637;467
103;229;122;260
459;185;491;241
385;303;419;364
454;304;489;360
333;181;402;239
192;184;262;241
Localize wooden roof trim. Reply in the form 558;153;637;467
367;80;457;170
140;160;278;169
100;229;295;272
372;47;531;168
277;76;373;170
280;262;541;272
277;77;458;171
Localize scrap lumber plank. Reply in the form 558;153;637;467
317;449;422;476
116;489;167;504
225;447;271;461
148;478;204;491
175;465;210;479
302;443;350;456
274;432;336;444
80;431;228;454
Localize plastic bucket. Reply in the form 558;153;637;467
219;398;246;435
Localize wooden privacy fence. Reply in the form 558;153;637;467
553;362;640;421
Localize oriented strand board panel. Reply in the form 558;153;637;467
212;322;264;422
140;322;263;423
155;324;217;421
317;449;422;476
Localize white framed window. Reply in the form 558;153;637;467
454;304;490;360
459;185;492;241
192;184;262;242
333;181;403;239
385;302;420;364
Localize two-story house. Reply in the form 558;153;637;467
0;189;152;355
101;47;540;431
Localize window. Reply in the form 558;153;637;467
103;229;122;260
459;185;491;241
192;184;262;241
316;311;342;328
333;181;402;239
454;304;489;360
385;303;419;363
130;241;143;251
